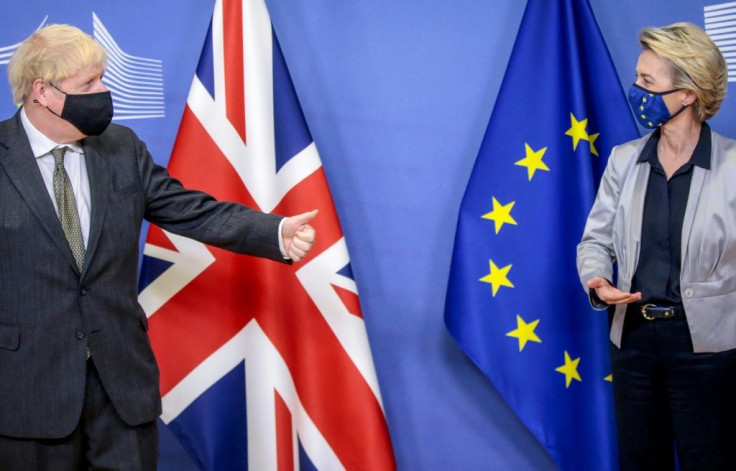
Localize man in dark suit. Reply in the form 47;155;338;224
0;24;317;470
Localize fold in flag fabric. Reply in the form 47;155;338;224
138;0;395;468
444;0;638;469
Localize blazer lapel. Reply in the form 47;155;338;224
622;161;650;284
0;113;81;273
681;166;705;266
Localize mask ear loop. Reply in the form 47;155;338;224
661;88;692;124
31;84;67;120
32;81;64;105
668;103;689;121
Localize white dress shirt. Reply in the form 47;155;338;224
20;107;91;247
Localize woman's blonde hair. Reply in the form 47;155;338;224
7;24;107;103
639;22;727;122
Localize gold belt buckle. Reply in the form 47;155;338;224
641;303;656;321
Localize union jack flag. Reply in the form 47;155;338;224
137;0;395;469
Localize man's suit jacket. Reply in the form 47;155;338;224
577;128;736;353
0;111;285;439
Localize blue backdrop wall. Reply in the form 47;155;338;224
1;1;734;469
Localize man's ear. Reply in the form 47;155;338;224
31;78;48;106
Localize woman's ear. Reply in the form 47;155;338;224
682;89;697;107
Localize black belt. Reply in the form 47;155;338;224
637;303;685;321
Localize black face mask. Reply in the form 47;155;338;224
44;83;114;136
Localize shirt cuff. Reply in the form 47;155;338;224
278;218;289;259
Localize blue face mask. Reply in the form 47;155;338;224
627;83;687;129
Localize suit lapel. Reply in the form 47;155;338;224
83;137;110;273
0;112;81;273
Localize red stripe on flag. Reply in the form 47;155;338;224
166;107;258;209
332;284;363;319
275;392;294;471
257;266;394;470
222;0;246;143
145;224;178;252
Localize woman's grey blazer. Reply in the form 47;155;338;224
577;129;736;353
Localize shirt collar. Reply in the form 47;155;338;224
637;122;711;170
20;107;84;159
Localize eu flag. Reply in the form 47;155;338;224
444;0;638;469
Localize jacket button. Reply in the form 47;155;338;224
76;331;85;340
80;288;88;296
684;288;694;298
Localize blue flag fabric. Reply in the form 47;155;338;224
444;0;639;469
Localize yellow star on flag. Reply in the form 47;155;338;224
479;260;514;297
589;132;600;156
506;314;541;352
515;143;549;181
565;113;589;150
604;374;613;382
555;351;582;388
482;197;517;234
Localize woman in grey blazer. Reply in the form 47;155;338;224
577;23;736;471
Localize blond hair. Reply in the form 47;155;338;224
639;22;727;122
7;24;107;103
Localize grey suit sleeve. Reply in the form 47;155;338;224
131;130;286;262
577;146;622;309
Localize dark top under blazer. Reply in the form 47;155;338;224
0;111;285;439
631;124;712;304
